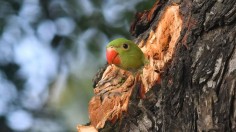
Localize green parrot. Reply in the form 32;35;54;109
106;38;147;73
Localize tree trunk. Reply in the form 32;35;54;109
82;0;236;131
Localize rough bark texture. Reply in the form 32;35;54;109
87;0;236;131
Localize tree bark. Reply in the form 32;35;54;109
85;0;236;131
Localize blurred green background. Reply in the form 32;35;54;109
0;0;154;131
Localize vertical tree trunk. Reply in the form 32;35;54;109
82;0;236;131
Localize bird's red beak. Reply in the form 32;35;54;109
106;47;120;65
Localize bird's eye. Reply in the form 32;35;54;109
122;43;129;49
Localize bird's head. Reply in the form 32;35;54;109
106;38;133;66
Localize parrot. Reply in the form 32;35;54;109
106;38;147;74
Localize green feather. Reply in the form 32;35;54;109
107;38;148;73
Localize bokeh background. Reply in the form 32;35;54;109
0;0;154;131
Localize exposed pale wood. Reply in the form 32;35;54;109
88;3;182;130
77;125;97;132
